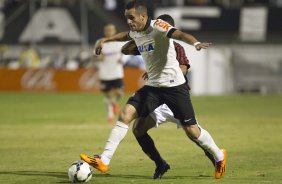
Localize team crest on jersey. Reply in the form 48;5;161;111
138;43;155;53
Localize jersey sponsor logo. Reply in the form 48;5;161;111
154;19;172;31
137;43;155;53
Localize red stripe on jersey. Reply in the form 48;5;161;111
173;41;190;68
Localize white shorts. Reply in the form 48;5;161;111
150;104;200;129
150;104;182;128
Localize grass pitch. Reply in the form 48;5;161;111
0;92;281;184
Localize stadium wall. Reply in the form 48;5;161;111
181;44;282;95
0;67;145;93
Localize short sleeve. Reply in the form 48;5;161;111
153;19;177;38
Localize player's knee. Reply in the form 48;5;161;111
132;125;147;137
118;107;135;124
132;127;141;137
119;111;129;124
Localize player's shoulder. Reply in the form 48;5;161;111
153;19;173;32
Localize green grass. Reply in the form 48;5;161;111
0;93;282;184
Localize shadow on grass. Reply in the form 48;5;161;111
95;173;212;180
0;171;212;183
0;171;69;183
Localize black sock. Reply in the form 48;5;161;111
136;133;164;167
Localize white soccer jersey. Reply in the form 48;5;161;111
129;19;185;87
97;42;124;80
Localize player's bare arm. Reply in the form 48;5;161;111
179;65;188;75
95;31;131;55
171;30;212;51
121;40;139;55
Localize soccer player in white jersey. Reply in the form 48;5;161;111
122;14;217;179
80;1;227;179
96;24;125;123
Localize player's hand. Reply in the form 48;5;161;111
142;72;148;80
195;42;212;51
94;38;106;55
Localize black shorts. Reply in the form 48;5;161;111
127;83;197;126
100;79;123;92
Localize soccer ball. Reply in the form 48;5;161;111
68;161;92;183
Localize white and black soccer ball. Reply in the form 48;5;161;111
68;161;92;183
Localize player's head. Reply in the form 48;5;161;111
124;1;148;31
156;14;175;27
103;24;117;38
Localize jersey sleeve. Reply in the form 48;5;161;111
153;19;177;38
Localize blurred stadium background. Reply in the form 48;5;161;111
0;0;282;95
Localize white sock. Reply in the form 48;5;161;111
100;121;129;165
196;128;224;162
107;105;114;118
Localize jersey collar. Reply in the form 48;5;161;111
142;17;151;31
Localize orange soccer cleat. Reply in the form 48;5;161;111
215;149;227;179
80;153;109;173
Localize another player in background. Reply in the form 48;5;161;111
80;1;226;180
95;24;125;123
122;14;216;179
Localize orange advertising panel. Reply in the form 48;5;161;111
0;68;145;93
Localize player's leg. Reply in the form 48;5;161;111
80;86;161;173
182;124;227;179
111;79;124;114
153;104;216;165
111;88;123;113
80;103;137;172
182;124;223;160
187;128;215;166
133;116;170;179
163;83;227;179
132;116;155;138
100;103;137;164
100;80;115;123
104;91;115;123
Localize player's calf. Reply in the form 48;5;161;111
182;124;201;139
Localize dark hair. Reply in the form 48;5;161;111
157;14;175;26
125;1;147;14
